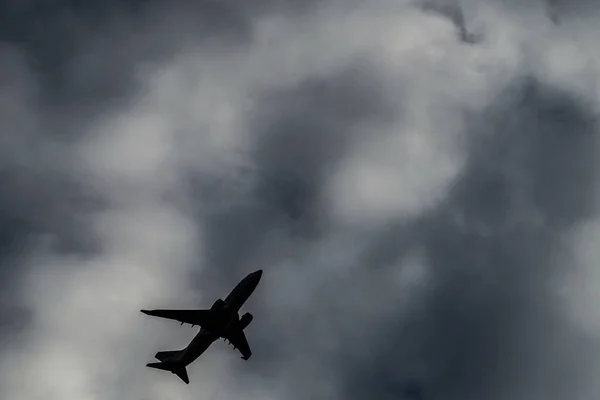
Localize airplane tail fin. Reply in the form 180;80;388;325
146;361;190;384
147;349;188;384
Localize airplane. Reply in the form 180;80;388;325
140;269;263;384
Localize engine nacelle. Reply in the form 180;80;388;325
212;299;225;310
239;312;253;330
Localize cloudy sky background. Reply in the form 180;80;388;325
1;0;600;399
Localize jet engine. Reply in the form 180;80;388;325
239;312;253;329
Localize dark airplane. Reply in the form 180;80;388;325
141;269;263;384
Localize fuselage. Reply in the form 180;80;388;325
224;269;263;312
175;270;262;366
215;269;262;335
177;328;218;366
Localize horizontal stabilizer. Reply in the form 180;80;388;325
146;361;190;384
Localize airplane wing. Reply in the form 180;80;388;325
141;309;212;327
225;327;252;360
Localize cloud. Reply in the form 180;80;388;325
343;77;599;400
1;1;600;400
418;0;480;43
0;44;102;347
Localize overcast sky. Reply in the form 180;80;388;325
1;1;600;399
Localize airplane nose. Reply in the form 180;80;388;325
243;270;262;285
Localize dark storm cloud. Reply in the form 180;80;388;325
418;0;480;43
0;187;34;344
0;0;278;335
543;0;600;24
495;0;600;24
0;0;253;121
340;77;598;400
0;164;102;343
0;49;103;342
0;0;288;284
0;0;301;286
189;62;396;295
176;8;600;394
0;0;160;343
0;0;332;392
0;70;104;336
3;1;600;399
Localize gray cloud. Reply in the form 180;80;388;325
227;74;600;400
191;62;396;295
543;0;600;23
340;76;599;400
2;1;600;400
0;48;103;346
418;0;480;43
0;0;253;123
